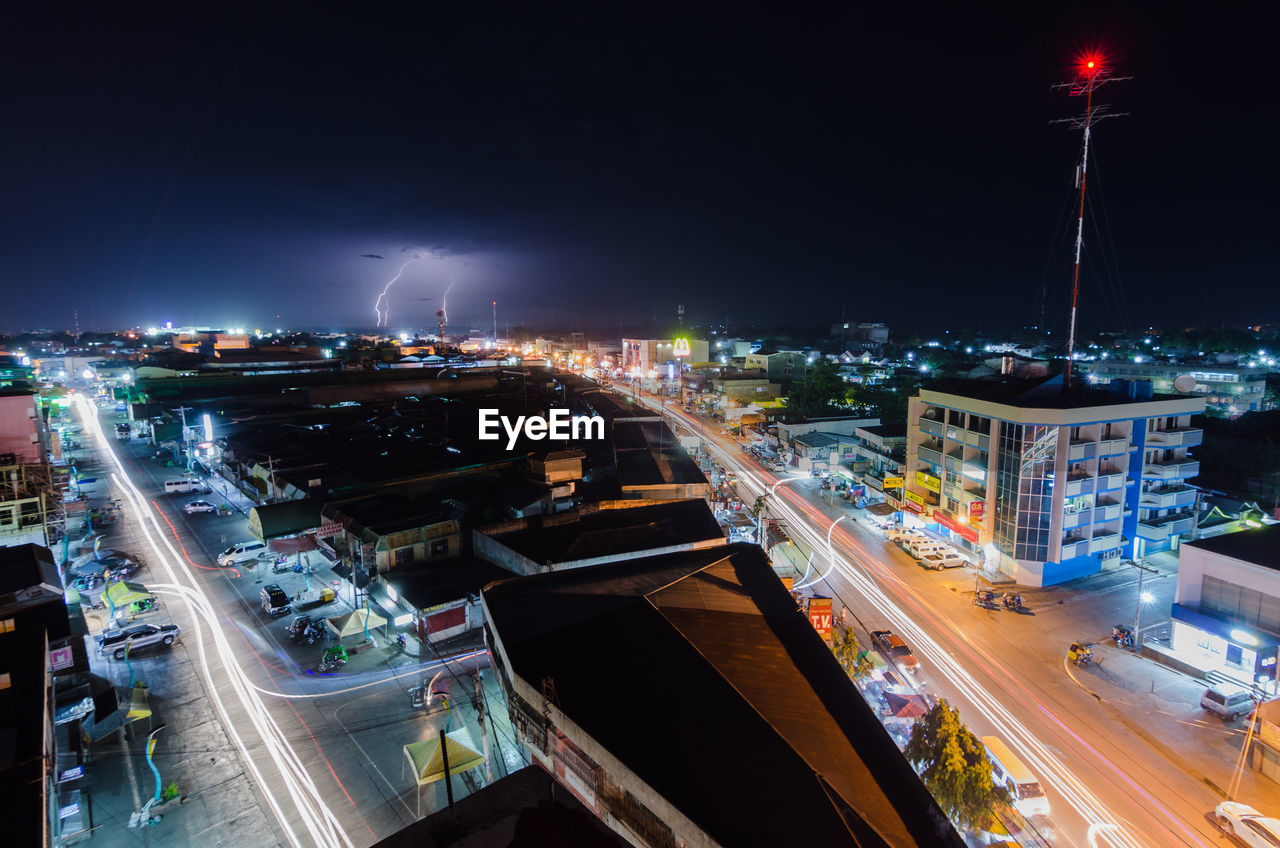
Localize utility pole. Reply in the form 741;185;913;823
492;300;498;345
1051;54;1129;393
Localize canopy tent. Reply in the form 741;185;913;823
103;580;153;608
268;535;319;555
248;498;325;541
402;729;486;817
883;691;929;719
327;608;387;638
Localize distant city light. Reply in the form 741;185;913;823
1132;355;1144;363
1140;591;1155;605
81;368;94;380
964;346;973;354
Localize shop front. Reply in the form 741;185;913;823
1170;604;1280;689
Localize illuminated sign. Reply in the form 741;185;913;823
934;511;980;543
968;500;985;521
916;471;941;493
203;413;214;442
883;475;904;489
808;597;833;643
905;491;925;506
673;338;691;357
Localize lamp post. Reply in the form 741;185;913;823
1133;585;1154;652
130;723;168;827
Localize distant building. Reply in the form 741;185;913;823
904;376;1205;586
482;542;963;848
743;349;810;382
0;389;44;464
1081;361;1269;417
621;338;710;374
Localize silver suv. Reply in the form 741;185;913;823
96;623;181;660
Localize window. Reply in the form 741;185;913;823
429;538;448;557
0;672;9;691
394;547;414;567
948;409;966;427
0;618;12;633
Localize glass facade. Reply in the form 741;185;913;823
1202;575;1280;635
994;422;1059;562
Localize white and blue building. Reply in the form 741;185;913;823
905;375;1205;586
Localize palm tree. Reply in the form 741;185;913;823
832;628;873;679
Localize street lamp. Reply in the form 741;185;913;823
1133;589;1155;651
130;723;168;827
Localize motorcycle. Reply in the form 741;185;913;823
396;633;407;652
1068;642;1094;666
974;589;999;609
318;645;348;673
1112;625;1135;649
272;559;293;574
1001;593;1023;611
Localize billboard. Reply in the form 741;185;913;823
808;597;833;643
905;490;925;506
883;475;904;488
673;338;691;357
968;500;985;521
916;471;941;493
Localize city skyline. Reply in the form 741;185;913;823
4;8;1277;332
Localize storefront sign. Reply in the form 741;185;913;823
935;511;980;543
905;490;925;506
316;522;343;539
916;471;941;493
883;475;904;489
808;597;833;643
903;499;923;513
49;645;75;672
673;338;691;357
968;500;985;521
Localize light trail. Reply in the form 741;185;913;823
77;396;356;848
645;395;1212;848
373;254;422;327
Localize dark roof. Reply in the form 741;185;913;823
372;765;629;848
0;543;60;597
794;432;838;448
249;498;326;540
383;557;512;610
328;492;451;535
480;500;724;566
926;375;1191;410
0;626;53;847
1184;524;1280;570
483;543;962;848
861;422;908;438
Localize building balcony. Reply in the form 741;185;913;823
1136;511;1197;542
1068;440;1097;462
1088;532;1123;554
1060;535;1088;559
1095;502;1123;522
1098;437;1132;457
1063;510;1089;530
1143;459;1200;481
917;445;942;466
1140;484;1198;510
1064;476;1093;498
1096;472;1128;491
1147;427;1203;449
919;418;944;438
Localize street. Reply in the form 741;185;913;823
628;383;1280;848
70;397;525;848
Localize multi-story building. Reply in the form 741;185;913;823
1081;361;1269;417
743;350;810;382
904;376;1205;586
621;337;710;374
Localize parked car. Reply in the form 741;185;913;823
261;584;293;617
920;551;967;570
218;540;269;566
183;500;217;515
96;622;180;660
1215;801;1280;847
1201;683;1257;721
871;629;920;675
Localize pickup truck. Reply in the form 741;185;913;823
871;629;920;675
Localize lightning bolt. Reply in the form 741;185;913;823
441;280;455;321
373;255;422;327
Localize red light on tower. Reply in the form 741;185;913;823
1077;51;1104;78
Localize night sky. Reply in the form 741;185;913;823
4;7;1277;334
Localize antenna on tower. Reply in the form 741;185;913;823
492;300;498;344
1051;52;1129;394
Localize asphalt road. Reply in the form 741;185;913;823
76;398;522;848
629;386;1267;848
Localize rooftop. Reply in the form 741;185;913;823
1184;523;1280;571
925;375;1200;411
483;543;961;847
479;500;724;566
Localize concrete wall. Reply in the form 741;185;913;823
0;394;41;463
1176;542;1280;608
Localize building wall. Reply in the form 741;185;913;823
0;394;41;463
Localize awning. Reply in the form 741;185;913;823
103;581;153;607
884;692;929;719
403;730;485;786
269;536;319;555
327;608;387;638
867;502;897;517
247;498;325;541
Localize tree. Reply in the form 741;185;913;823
904;699;1009;831
783;361;851;420
832;628;873;679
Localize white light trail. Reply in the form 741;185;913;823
647;399;1206;848
77;396;355;848
373;255;422;327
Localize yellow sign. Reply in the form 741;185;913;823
883;475;904;488
916;471;941;493
673;338;691;357
905;490;925;506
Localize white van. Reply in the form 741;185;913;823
1201;684;1256;721
217;540;268;567
906;539;948;560
164;478;206;495
982;736;1050;818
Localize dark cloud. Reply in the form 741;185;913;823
359;253;384;260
